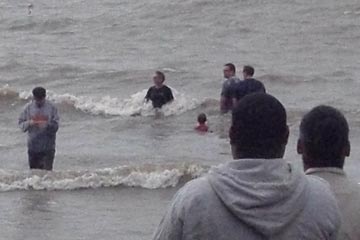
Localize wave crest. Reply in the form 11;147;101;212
1;85;201;117
0;84;19;100
0;163;209;191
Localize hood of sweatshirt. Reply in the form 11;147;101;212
207;158;308;236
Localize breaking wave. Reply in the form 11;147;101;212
0;163;209;192
0;85;202;117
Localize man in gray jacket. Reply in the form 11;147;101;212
19;87;59;170
298;105;360;240
153;93;340;240
220;63;240;113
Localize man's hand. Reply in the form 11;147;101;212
37;121;47;129
29;119;36;126
30;120;47;128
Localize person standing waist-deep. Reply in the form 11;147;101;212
220;63;240;113
145;71;174;109
18;87;59;170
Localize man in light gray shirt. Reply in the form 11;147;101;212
298;105;360;240
19;87;59;170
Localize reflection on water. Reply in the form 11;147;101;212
14;191;58;240
20;191;55;213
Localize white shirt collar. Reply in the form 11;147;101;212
305;167;346;176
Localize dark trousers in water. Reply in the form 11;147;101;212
28;150;55;170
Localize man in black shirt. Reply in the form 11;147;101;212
233;65;266;106
145;71;174;108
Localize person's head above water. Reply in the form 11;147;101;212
153;71;165;88
230;93;288;159
197;113;207;124
223;63;236;79
298;105;350;170
242;65;255;79
32;86;46;107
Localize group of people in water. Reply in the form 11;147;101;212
18;63;360;239
195;63;265;132
220;63;265;114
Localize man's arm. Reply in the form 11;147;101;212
220;81;230;113
232;81;246;108
18;105;31;132
47;105;59;134
259;81;266;93
145;87;152;102
152;190;184;240
167;87;174;102
220;96;229;113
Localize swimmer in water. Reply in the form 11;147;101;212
195;113;209;132
145;71;174;109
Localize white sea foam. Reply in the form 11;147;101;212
0;84;19;99
343;10;360;15
17;87;200;117
0;163;208;191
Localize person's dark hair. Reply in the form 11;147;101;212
243;65;255;77
300;105;349;168
32;87;46;99
230;93;287;158
224;63;236;73
197;113;207;124
156;71;165;82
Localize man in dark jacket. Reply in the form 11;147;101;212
233;65;265;106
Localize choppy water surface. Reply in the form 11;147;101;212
0;0;359;239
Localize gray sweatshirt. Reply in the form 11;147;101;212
153;158;341;240
18;100;59;152
306;167;360;240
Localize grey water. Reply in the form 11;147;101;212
0;0;360;239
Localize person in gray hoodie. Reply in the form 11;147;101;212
19;87;59;170
153;93;340;240
298;105;360;240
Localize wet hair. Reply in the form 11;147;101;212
230;93;287;158
197;113;207;124
224;63;236;73
300;105;349;168
243;65;255;77
156;71;165;82
32;87;46;99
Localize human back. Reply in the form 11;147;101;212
155;159;340;240
233;65;265;104
307;169;360;240
153;93;340;240
298;105;360;240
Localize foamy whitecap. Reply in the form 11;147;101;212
0;163;209;191
18;87;200;117
0;84;19;99
343;10;360;15
162;67;177;73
